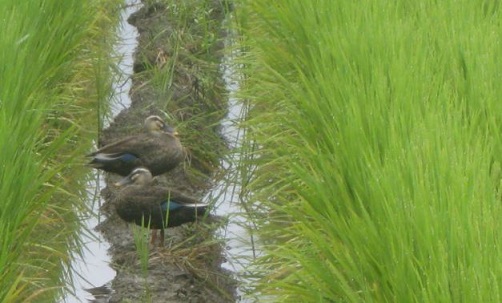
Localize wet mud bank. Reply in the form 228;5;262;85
93;0;236;302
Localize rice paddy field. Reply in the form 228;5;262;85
236;0;502;302
2;0;502;302
0;0;121;301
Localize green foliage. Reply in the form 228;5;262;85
237;0;502;302
132;224;152;302
0;0;122;301
131;0;230;180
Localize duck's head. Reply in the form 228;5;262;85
114;167;153;187
144;115;179;137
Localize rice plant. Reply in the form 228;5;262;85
236;0;502;302
0;0;122;301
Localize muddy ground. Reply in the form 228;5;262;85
89;1;237;302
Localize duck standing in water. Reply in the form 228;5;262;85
87;115;184;176
114;167;208;246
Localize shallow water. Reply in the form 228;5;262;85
66;3;256;302
65;178;115;303
65;1;140;302
108;0;141;121
212;28;260;301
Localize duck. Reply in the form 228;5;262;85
87;115;184;176
113;167;208;246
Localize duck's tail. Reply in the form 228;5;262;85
162;200;208;212
87;152;138;167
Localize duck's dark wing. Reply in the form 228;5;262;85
164;189;200;205
116;186;206;229
87;135;150;156
115;185;168;228
158;188;208;228
86;136;145;175
87;132;184;176
123;186;205;210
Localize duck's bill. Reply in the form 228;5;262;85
163;125;179;136
114;175;133;187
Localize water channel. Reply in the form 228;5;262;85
66;2;255;302
65;1;139;301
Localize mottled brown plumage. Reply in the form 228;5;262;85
87;115;184;176
114;168;208;245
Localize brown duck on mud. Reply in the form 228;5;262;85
114;167;208;246
87;115;184;176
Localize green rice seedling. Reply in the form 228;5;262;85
236;0;502;302
132;220;152;275
0;0;122;301
131;223;152;302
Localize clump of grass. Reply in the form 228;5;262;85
132;223;151;275
0;0;122;301
155;221;236;301
129;0;230;180
236;0;502;302
132;223;152;301
98;0;235;301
